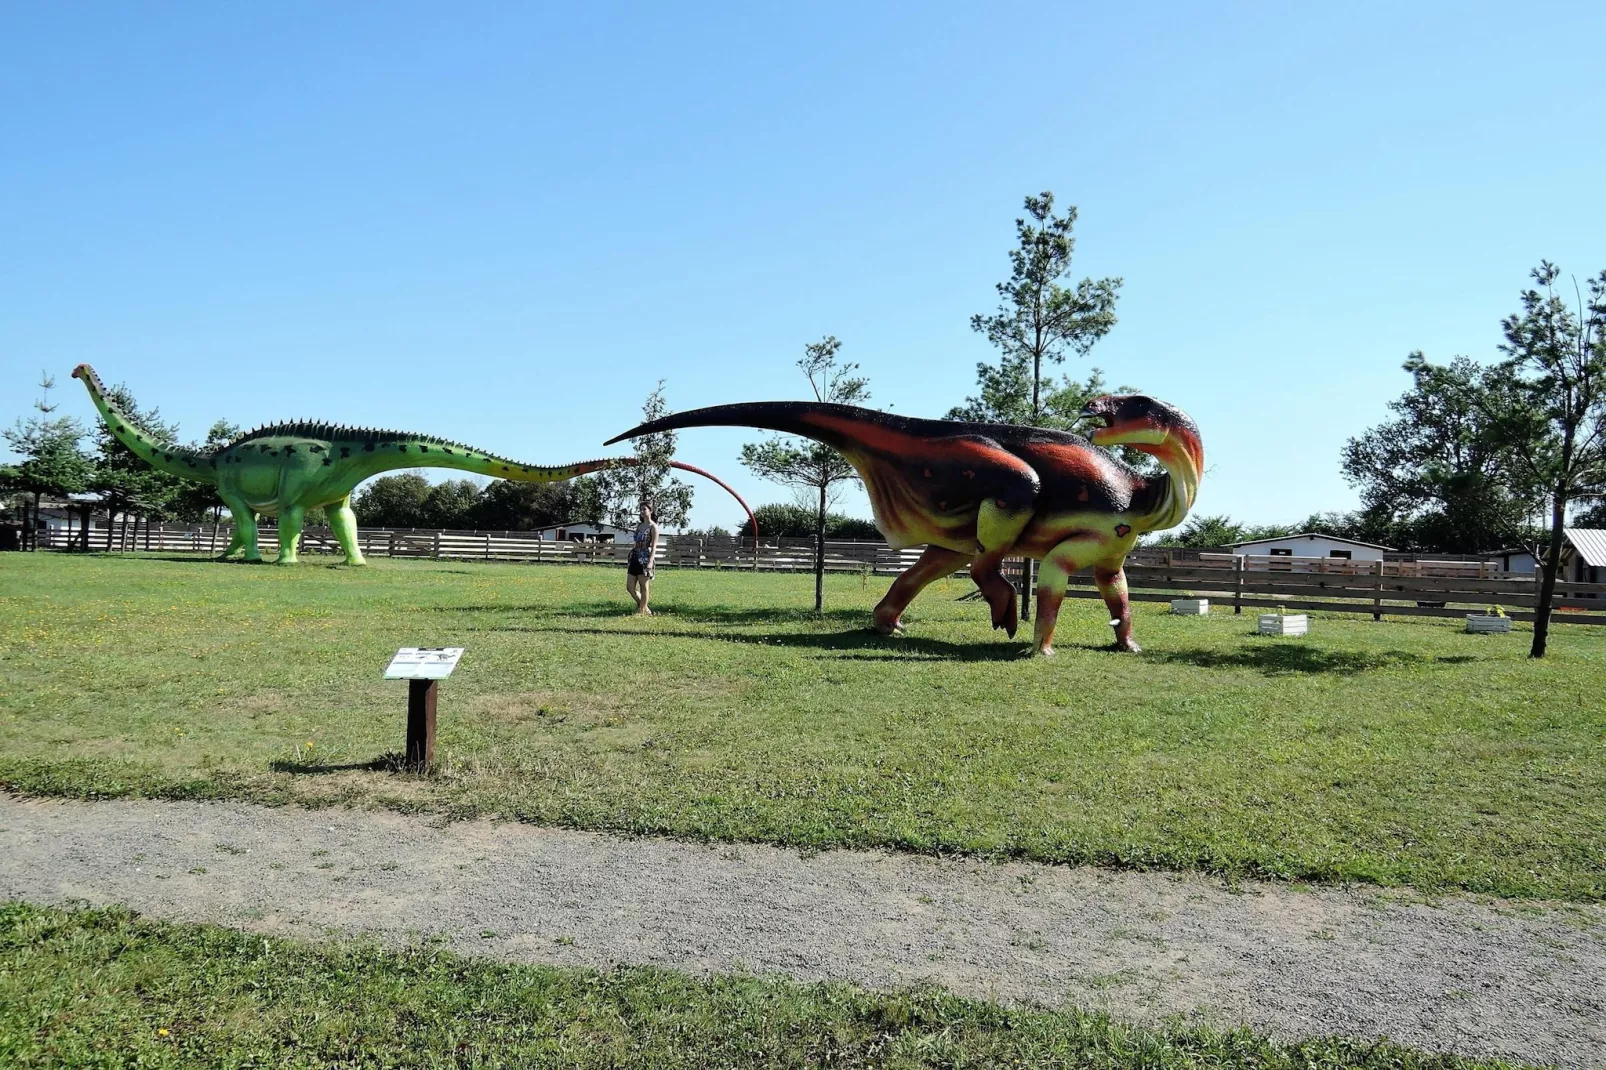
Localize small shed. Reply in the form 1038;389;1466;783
1483;530;1604;581
1486;547;1538;574
1565;528;1605;584
1228;532;1394;562
530;521;633;543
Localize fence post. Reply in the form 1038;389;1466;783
432;531;441;560
1372;559;1384;621
1233;555;1244;615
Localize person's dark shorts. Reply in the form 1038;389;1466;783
627;553;653;578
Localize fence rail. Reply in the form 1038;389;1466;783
32;521;1606;626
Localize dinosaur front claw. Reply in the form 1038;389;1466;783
1111;637;1142;653
990;596;1018;638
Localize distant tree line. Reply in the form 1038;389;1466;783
349;473;605;531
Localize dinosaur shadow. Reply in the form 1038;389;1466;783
524;623;1027;662
433;602;871;627
1151;644;1480;677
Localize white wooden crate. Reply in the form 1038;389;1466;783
1465;615;1512;634
1170;598;1210;615
1258;613;1308;636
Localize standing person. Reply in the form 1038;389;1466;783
625;502;659;615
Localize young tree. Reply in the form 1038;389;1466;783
740;336;870;612
1342;355;1537;554
1483;263;1606;658
2;374;92;550
961;192;1123;619
589;383;694;528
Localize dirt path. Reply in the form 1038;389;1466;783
2;795;1601;1067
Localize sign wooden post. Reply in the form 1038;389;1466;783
384;647;464;771
406;679;437;768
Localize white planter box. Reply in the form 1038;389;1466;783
1258;613;1308;636
1466;615;1512;634
1170;598;1210;615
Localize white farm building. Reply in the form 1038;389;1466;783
1228;532;1393;562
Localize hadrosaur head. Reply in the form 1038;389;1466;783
1079;394;1202;464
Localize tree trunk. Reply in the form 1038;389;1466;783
1530;490;1568;658
30;492;41;551
814;483;826;614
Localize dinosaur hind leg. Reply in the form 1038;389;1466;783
873;546;972;633
275;504;305;565
218;494;262;562
328;497;366;566
218;525;246;560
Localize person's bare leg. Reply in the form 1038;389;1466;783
636;575;652;615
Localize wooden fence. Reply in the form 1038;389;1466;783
33;521;1606;625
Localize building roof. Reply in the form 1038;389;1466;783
1228;531;1396;551
1566;528;1606;568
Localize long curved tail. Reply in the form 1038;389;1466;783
668;460;758;563
72;364;215;481
604;401;943;455
560;457;759;560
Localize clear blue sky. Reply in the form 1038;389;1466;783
5;2;1603;531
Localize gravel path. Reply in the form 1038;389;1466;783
2;795;1602;1067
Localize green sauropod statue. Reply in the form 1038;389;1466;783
73;364;753;566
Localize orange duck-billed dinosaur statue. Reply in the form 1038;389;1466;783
607;394;1203;655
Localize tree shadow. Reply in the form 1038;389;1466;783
526;623;1027;662
1151;644;1480;676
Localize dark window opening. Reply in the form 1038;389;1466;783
1329;550;1352;560
1269;548;1293;557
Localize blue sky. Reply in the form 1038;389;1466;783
4;2;1603;530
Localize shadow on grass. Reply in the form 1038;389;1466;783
432;602;873;627
1152;643;1481;676
527;623;1026;662
268;755;403;775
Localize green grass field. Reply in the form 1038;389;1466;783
0;902;1513;1069
2;553;1603;900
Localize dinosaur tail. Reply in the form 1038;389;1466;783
604;401;913;454
72;364;216;482
347;441;758;538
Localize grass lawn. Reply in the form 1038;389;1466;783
1;552;1603;900
0;901;1514;1069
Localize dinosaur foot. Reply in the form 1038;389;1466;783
1110;637;1142;653
872;618;905;636
1030;644;1055;658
